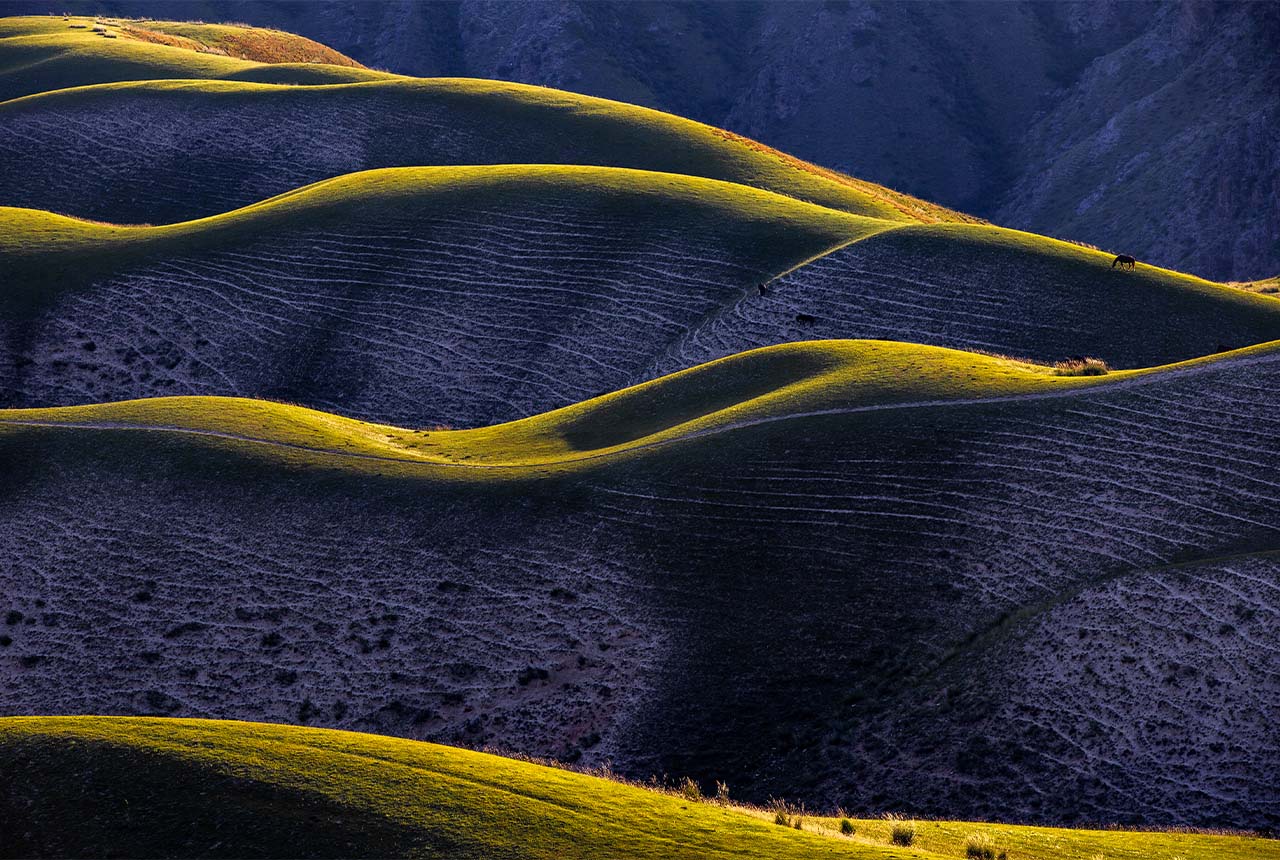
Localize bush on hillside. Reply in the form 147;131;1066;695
1064;239;1103;251
1053;357;1111;376
678;777;701;802
886;815;918;846
840;818;855;836
966;831;1007;860
714;780;730;805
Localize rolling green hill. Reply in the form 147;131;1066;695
0;73;973;226
0;338;1247;477
2;717;1275;860
3;10;1279;840
5;167;1279;428
659;221;1280;374
2;340;1279;828
1;165;887;426
0;15;387;101
0;716;891;860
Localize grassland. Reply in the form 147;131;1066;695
0;15;391;101
0;40;970;223
5;166;1277;377
818;816;1280;860
118;20;364;67
2;717;1274;860
0;163;886;311
3;11;1278;845
1228;276;1280;295
0;162;882;256
2;338;1275;480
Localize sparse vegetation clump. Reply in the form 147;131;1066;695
1053;356;1111;376
678;776;702;802
886;814;918;846
966;831;1008;860
840;818;855;836
714;780;730;805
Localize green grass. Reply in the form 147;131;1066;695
0;52;969;223
1228;276;1280;295
121;20;365;67
0;13;974;223
5;160;1276;366
0;162;889;310
2;338;1275;480
1;717;1274;860
0;716;921;860
811;816;1280;860
0;15;392;101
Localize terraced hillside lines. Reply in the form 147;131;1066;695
594;345;1280;827
2;343;1278;827
929;551;1280;826
0;16;387;102
0;75;972;225
0;166;884;426
6;170;1280;426
656;222;1280;374
0;717;898;860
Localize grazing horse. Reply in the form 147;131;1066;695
1112;254;1136;270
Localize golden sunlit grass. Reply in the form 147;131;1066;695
2;338;1276;481
4;717;1277;860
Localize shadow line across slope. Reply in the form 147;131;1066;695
2;338;1278;477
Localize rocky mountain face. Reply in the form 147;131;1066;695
6;0;1274;280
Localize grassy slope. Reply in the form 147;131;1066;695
0;716;913;860
0;61;969;224
5;167;1278;368
3;339;1276;479
835;222;1280;366
2;717;1275;860
0;16;391;102
822;817;1280;860
125;20;364;67
0;163;886;307
1228;276;1280;296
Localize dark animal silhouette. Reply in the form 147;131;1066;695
758;283;769;296
1112;254;1136;270
795;313;817;326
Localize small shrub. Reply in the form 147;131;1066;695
793;816;803;830
771;799;791;827
1064;238;1102;251
678;776;701;802
1053;357;1111;376
890;818;918;847
966;831;997;860
840;818;855;836
714;780;729;805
